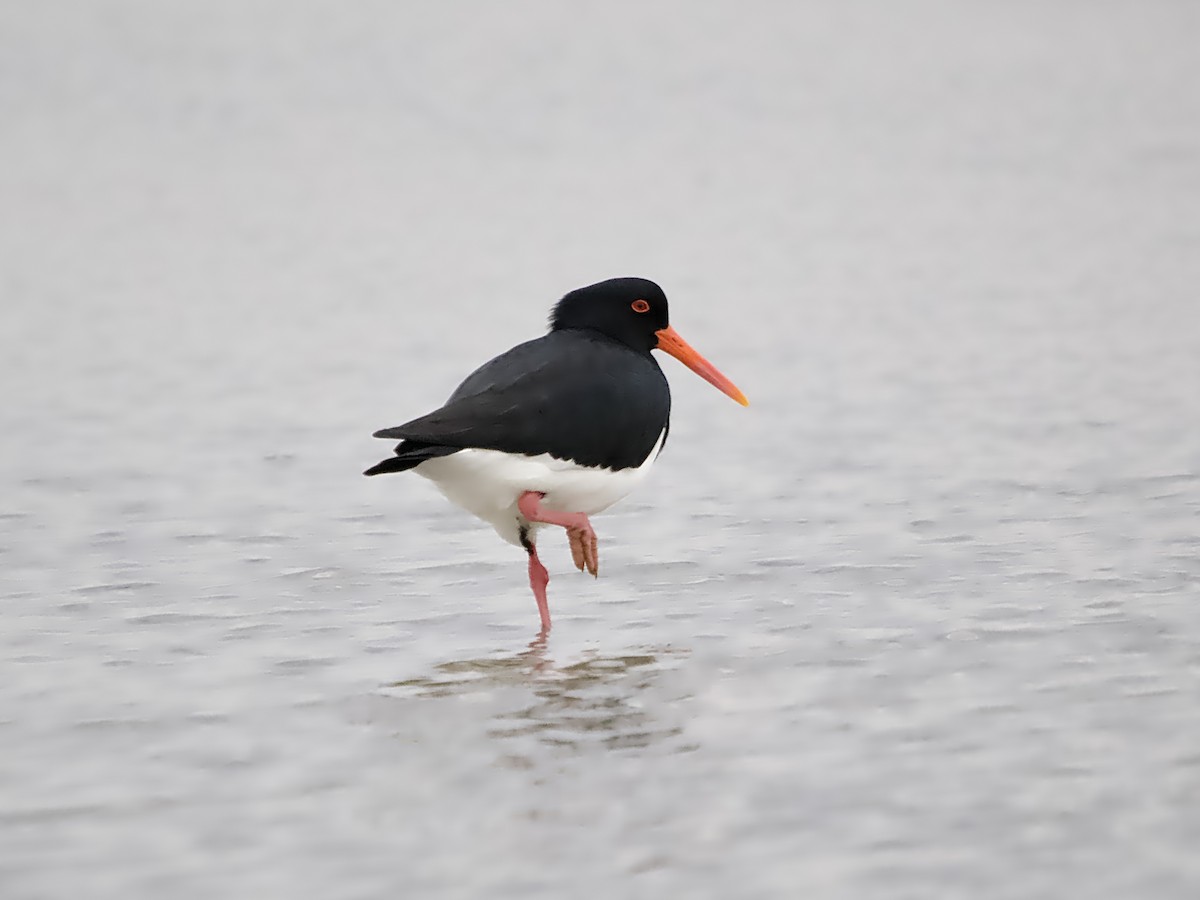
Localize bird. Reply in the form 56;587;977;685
364;277;747;634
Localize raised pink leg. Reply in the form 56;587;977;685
525;542;551;635
518;491;599;577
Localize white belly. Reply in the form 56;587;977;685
413;430;665;546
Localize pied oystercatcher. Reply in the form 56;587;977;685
365;277;747;633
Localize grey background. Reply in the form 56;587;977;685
2;2;1199;898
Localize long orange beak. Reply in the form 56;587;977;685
654;325;749;406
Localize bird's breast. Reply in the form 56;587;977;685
414;428;666;543
536;426;666;515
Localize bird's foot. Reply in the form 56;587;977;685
518;491;600;579
567;526;599;577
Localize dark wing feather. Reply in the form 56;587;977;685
372;331;670;471
363;441;458;476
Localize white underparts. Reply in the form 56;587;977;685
412;429;666;547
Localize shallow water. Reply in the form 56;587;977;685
3;2;1200;897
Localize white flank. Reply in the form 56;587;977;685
412;430;666;546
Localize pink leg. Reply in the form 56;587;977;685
518;491;599;577
526;542;552;634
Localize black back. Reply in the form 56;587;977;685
371;330;670;471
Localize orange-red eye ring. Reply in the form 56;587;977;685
631;299;650;313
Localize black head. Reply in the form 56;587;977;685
549;277;669;352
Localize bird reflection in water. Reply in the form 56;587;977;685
386;637;690;761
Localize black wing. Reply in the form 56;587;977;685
371;330;670;471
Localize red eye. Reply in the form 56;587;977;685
631;299;650;313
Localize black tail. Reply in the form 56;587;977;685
363;441;459;476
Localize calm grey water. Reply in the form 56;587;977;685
3;2;1199;897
